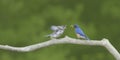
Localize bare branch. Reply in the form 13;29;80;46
0;36;119;60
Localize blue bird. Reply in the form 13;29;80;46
73;24;89;40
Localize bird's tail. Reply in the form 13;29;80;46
85;35;90;40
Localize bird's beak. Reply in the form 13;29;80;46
70;25;74;28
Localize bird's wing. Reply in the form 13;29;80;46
57;25;66;30
75;28;85;36
75;28;90;40
47;25;66;39
51;26;59;31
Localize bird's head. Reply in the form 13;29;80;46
74;24;79;28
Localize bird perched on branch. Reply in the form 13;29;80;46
47;25;66;39
72;24;89;40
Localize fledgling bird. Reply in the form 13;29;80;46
73;24;89;40
47;25;66;39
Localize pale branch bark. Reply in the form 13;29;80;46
0;36;119;60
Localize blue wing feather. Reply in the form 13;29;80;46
75;27;85;36
74;25;89;40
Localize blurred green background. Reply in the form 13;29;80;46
0;0;120;60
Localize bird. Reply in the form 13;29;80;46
72;24;89;40
47;25;66;39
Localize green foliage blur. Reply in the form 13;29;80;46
0;0;120;60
